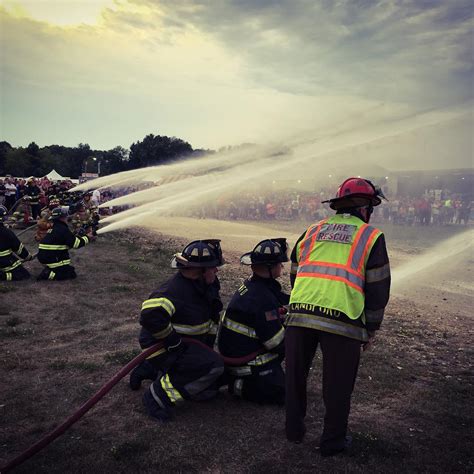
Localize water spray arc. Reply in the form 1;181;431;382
71;106;472;236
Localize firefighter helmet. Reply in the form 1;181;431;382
171;239;224;268
240;238;289;266
49;206;70;220
323;177;387;210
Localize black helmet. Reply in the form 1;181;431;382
0;205;7;221
49;206;69;220
240;238;289;266
171;239;224;268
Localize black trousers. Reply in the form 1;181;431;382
0;266;30;281
285;326;361;451
37;265;77;281
149;342;224;407
228;361;285;405
30;203;40;220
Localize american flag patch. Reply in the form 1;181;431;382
265;309;279;321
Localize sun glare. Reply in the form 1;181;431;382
0;0;116;26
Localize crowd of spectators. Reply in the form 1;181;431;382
0;176;76;211
190;187;472;226
1;175;471;227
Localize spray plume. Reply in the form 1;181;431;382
391;229;474;294
69;104;471;235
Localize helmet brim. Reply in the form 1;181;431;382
240;252;289;265
324;194;382;210
171;253;225;269
240;252;253;265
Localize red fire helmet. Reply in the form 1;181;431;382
323;177;387;210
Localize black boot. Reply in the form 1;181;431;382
142;389;174;422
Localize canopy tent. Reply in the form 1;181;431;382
45;169;69;181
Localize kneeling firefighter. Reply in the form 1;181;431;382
0;205;34;281
218;238;290;405
37;207;95;281
131;239;225;422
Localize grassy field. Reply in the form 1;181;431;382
0;226;472;473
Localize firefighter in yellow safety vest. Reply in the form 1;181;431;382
285;177;391;457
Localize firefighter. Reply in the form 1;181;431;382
34;210;53;242
24;177;42;220
285;177;391;456
0;205;33;281
131;240;225;422
218;238;289;405
34;197;59;242
36;207;94;281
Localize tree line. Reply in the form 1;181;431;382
0;134;213;179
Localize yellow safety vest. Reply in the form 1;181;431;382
288;214;382;339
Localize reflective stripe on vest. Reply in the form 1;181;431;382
287;313;369;342
141;297;176;317
160;373;183;403
152;323;173;339
46;259;71;268
1;259;22;272
173;320;212;336
297;262;365;293
227;365;252;377
348;225;380;272
0;249;13;257
39;244;69;251
298;219;328;262
366;264;390;283
222;317;258;339
145;347;167;360
263;326;285;350
73;237;86;249
248;352;279;366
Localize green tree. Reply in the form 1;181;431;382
4;148;31;176
0;141;13;175
128;134;193;169
100;146;128;175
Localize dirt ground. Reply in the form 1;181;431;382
0;220;472;473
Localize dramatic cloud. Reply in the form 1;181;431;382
0;0;472;150
126;0;473;104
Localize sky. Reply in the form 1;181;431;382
0;0;472;151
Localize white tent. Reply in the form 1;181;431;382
45;169;68;181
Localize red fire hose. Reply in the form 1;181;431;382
1;338;262;473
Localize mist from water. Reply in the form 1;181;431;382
391;228;474;294
70;103;472;238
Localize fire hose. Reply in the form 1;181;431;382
15;223;38;238
0;338;263;473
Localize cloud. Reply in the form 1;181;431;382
112;0;473;105
0;0;472;151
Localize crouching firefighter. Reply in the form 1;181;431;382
218;238;290;405
37;207;94;281
0;205;34;281
131;239;225;422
